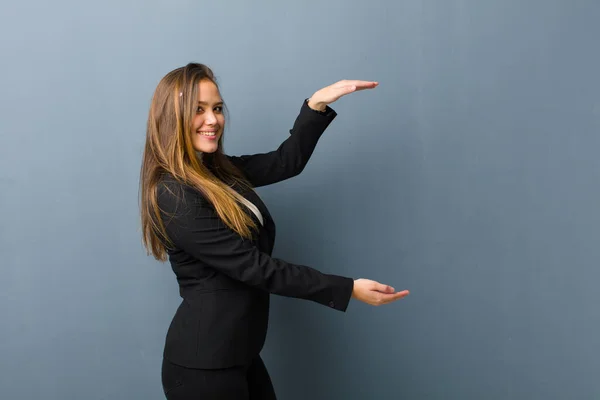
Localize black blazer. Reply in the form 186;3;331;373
157;100;354;369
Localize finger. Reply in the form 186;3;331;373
333;82;377;96
346;80;378;89
339;80;377;85
354;85;377;92
377;290;409;304
387;290;410;302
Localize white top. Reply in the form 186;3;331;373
239;195;264;226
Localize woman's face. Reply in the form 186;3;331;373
191;79;225;153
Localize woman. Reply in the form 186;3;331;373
140;63;409;399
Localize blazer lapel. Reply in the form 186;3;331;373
237;185;276;253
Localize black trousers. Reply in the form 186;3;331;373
161;356;277;399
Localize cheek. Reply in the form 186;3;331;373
192;115;203;129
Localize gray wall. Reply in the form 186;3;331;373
1;1;599;399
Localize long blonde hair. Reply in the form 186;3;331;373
140;63;257;261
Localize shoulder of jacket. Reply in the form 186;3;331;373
157;175;208;208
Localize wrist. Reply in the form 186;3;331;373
307;98;327;112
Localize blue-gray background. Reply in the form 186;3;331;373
1;1;599;399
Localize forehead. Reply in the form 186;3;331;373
197;80;221;102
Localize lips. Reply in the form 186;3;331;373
197;130;218;141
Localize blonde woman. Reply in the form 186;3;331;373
140;63;409;399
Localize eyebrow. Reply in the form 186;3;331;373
197;101;223;105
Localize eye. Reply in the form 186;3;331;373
214;106;223;113
196;106;204;113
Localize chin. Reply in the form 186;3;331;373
193;146;219;154
193;140;220;154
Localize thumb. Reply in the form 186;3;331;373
373;282;395;293
333;85;355;95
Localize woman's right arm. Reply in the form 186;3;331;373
158;181;354;311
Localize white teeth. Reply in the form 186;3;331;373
198;131;216;136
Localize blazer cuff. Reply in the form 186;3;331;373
302;98;337;119
322;275;354;312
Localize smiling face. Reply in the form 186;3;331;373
191;79;225;153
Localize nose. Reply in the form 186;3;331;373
204;111;217;126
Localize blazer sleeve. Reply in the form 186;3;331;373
158;181;354;312
227;99;337;188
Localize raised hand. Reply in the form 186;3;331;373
352;278;410;306
307;80;379;111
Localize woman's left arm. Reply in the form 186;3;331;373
228;80;378;187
